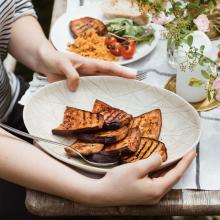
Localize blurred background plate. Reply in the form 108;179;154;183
50;3;159;65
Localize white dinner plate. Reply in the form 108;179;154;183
50;3;159;65
23;76;201;174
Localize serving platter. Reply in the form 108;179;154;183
23;76;201;174
50;3;159;65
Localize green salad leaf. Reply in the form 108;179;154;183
106;18;155;44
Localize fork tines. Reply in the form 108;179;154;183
136;71;148;81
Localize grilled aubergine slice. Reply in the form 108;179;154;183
77;126;129;144
70;17;107;38
52;107;104;136
121;137;167;163
92;99;133;130
65;141;104;157
92;99;110;113
102;127;141;154
130;109;162;140
86;153;120;164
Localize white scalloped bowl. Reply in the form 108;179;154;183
23;76;201;174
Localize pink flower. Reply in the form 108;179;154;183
216;92;220;101
213;78;220;90
152;12;173;25
193;14;210;32
212;78;220;101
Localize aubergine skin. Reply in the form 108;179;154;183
102;127;141;153
52;126;102;136
103;122;121;130
52;129;76;136
99;150;120;157
77;126;129;144
77;133;117;144
86;153;119;164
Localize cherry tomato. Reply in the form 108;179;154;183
109;42;122;56
105;36;117;47
218;51;220;59
120;40;136;59
127;39;136;47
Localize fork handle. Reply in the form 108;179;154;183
0;123;119;167
0;123;68;148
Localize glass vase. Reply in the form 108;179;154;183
167;41;178;69
176;64;207;103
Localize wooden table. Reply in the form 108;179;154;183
25;0;220;216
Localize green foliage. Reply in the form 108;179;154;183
201;70;210;79
180;39;217;73
165;17;194;48
208;89;215;101
187;0;215;17
106;18;155;43
135;0;166;14
164;0;216;48
187;35;193;47
200;45;205;53
181;40;219;102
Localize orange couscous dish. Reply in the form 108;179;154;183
67;30;119;62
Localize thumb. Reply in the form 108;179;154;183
61;61;80;91
133;154;162;178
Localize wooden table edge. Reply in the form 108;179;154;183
25;189;220;216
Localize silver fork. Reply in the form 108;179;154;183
79;0;84;6
136;69;173;81
136;70;149;81
0;123;118;167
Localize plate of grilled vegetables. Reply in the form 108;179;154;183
23;76;201;174
50;2;159;65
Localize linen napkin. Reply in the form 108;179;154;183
20;0;220;190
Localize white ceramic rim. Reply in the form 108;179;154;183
23;77;201;174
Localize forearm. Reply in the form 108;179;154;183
8;16;56;76
0;128;99;204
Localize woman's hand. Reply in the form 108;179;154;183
37;42;136;91
87;150;196;207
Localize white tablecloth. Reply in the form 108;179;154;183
20;0;220;190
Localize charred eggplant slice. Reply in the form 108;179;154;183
92;99;132;130
70;17;107;38
121;138;167;163
102;127;141;153
77;126;129;144
86;153;119;164
65;141;104;157
52;107;104;136
130;109;162;140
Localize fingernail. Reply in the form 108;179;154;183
129;71;137;76
150;153;162;162
74;63;82;69
70;86;76;91
188;150;197;158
